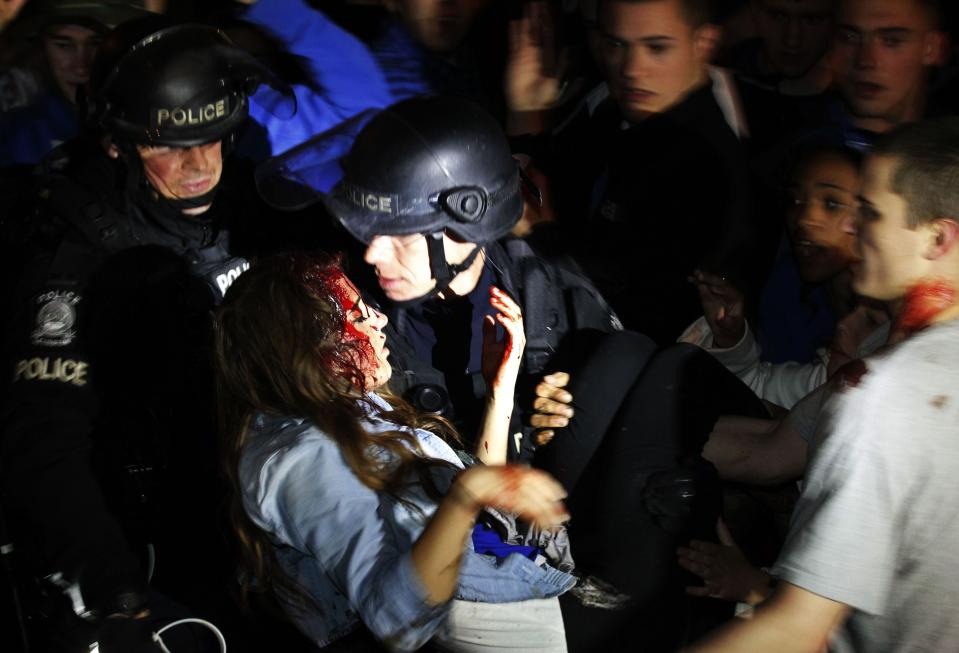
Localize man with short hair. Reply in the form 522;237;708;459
722;0;835;91
747;0;946;154
568;0;757;344
830;0;945;141
686;117;959;652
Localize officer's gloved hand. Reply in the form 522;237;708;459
642;457;721;537
97;614;165;653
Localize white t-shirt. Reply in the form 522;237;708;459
773;319;959;652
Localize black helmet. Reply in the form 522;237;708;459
91;19;281;147
22;1;152;35
326;96;523;245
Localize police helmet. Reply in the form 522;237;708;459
326;96;523;245
91;19;279;147
16;1;150;37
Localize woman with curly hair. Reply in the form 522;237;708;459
216;252;573;652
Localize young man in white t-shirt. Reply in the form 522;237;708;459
686;117;959;652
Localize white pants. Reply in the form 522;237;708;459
431;597;567;653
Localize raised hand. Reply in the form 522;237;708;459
690;269;746;348
531;372;573;446
506;1;567;112
481;286;526;397
677;518;772;605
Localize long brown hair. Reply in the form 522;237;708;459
215;252;461;613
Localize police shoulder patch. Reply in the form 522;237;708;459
31;290;81;347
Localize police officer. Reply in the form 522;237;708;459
304;96;626;460
267;96;763;652
1;17;317;652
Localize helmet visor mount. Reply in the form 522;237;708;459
327;176;518;245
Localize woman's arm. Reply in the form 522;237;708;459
476;287;526;465
253;425;567;649
412;465;569;604
682;582;849;653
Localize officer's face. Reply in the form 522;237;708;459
600;0;714;122
363;233;476;302
137;141;224;214
751;0;834;80
386;0;485;53
831;0;941;129
43;24;101;104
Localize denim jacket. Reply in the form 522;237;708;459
239;393;575;651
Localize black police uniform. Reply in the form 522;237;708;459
375;236;622;460
0;140;319;635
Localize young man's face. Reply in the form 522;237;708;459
137;141;224;213
43;24;101;103
386;0;484;53
831;0;940;129
751;0;834;79
600;0;712;122
853;155;928;300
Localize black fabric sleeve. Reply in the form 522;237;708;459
1;253;145;615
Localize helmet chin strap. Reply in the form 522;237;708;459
389;232;483;309
161;185;220;211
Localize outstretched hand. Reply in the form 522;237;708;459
455;465;570;531
677;518;772;605
690;270;745;349
531;372;573;445
481;286;526;397
506;0;567;112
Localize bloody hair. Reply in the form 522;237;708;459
215;251;461;614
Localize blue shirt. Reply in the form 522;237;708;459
241;0;393;158
239;392;574;651
0;91;78;166
370;20;486;104
757;253;837;364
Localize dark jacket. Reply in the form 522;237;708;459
575;81;757;345
375;237;621;459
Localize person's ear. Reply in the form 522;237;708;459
105;142;120;159
925;217;959;260
922;30;948;66
694;24;723;63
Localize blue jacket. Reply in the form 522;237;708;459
370;20;486;104
239;392;575;651
241;0;393;157
0;91;78;166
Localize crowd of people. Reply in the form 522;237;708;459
2;0;959;652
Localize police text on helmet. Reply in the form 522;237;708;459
155;98;228;128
